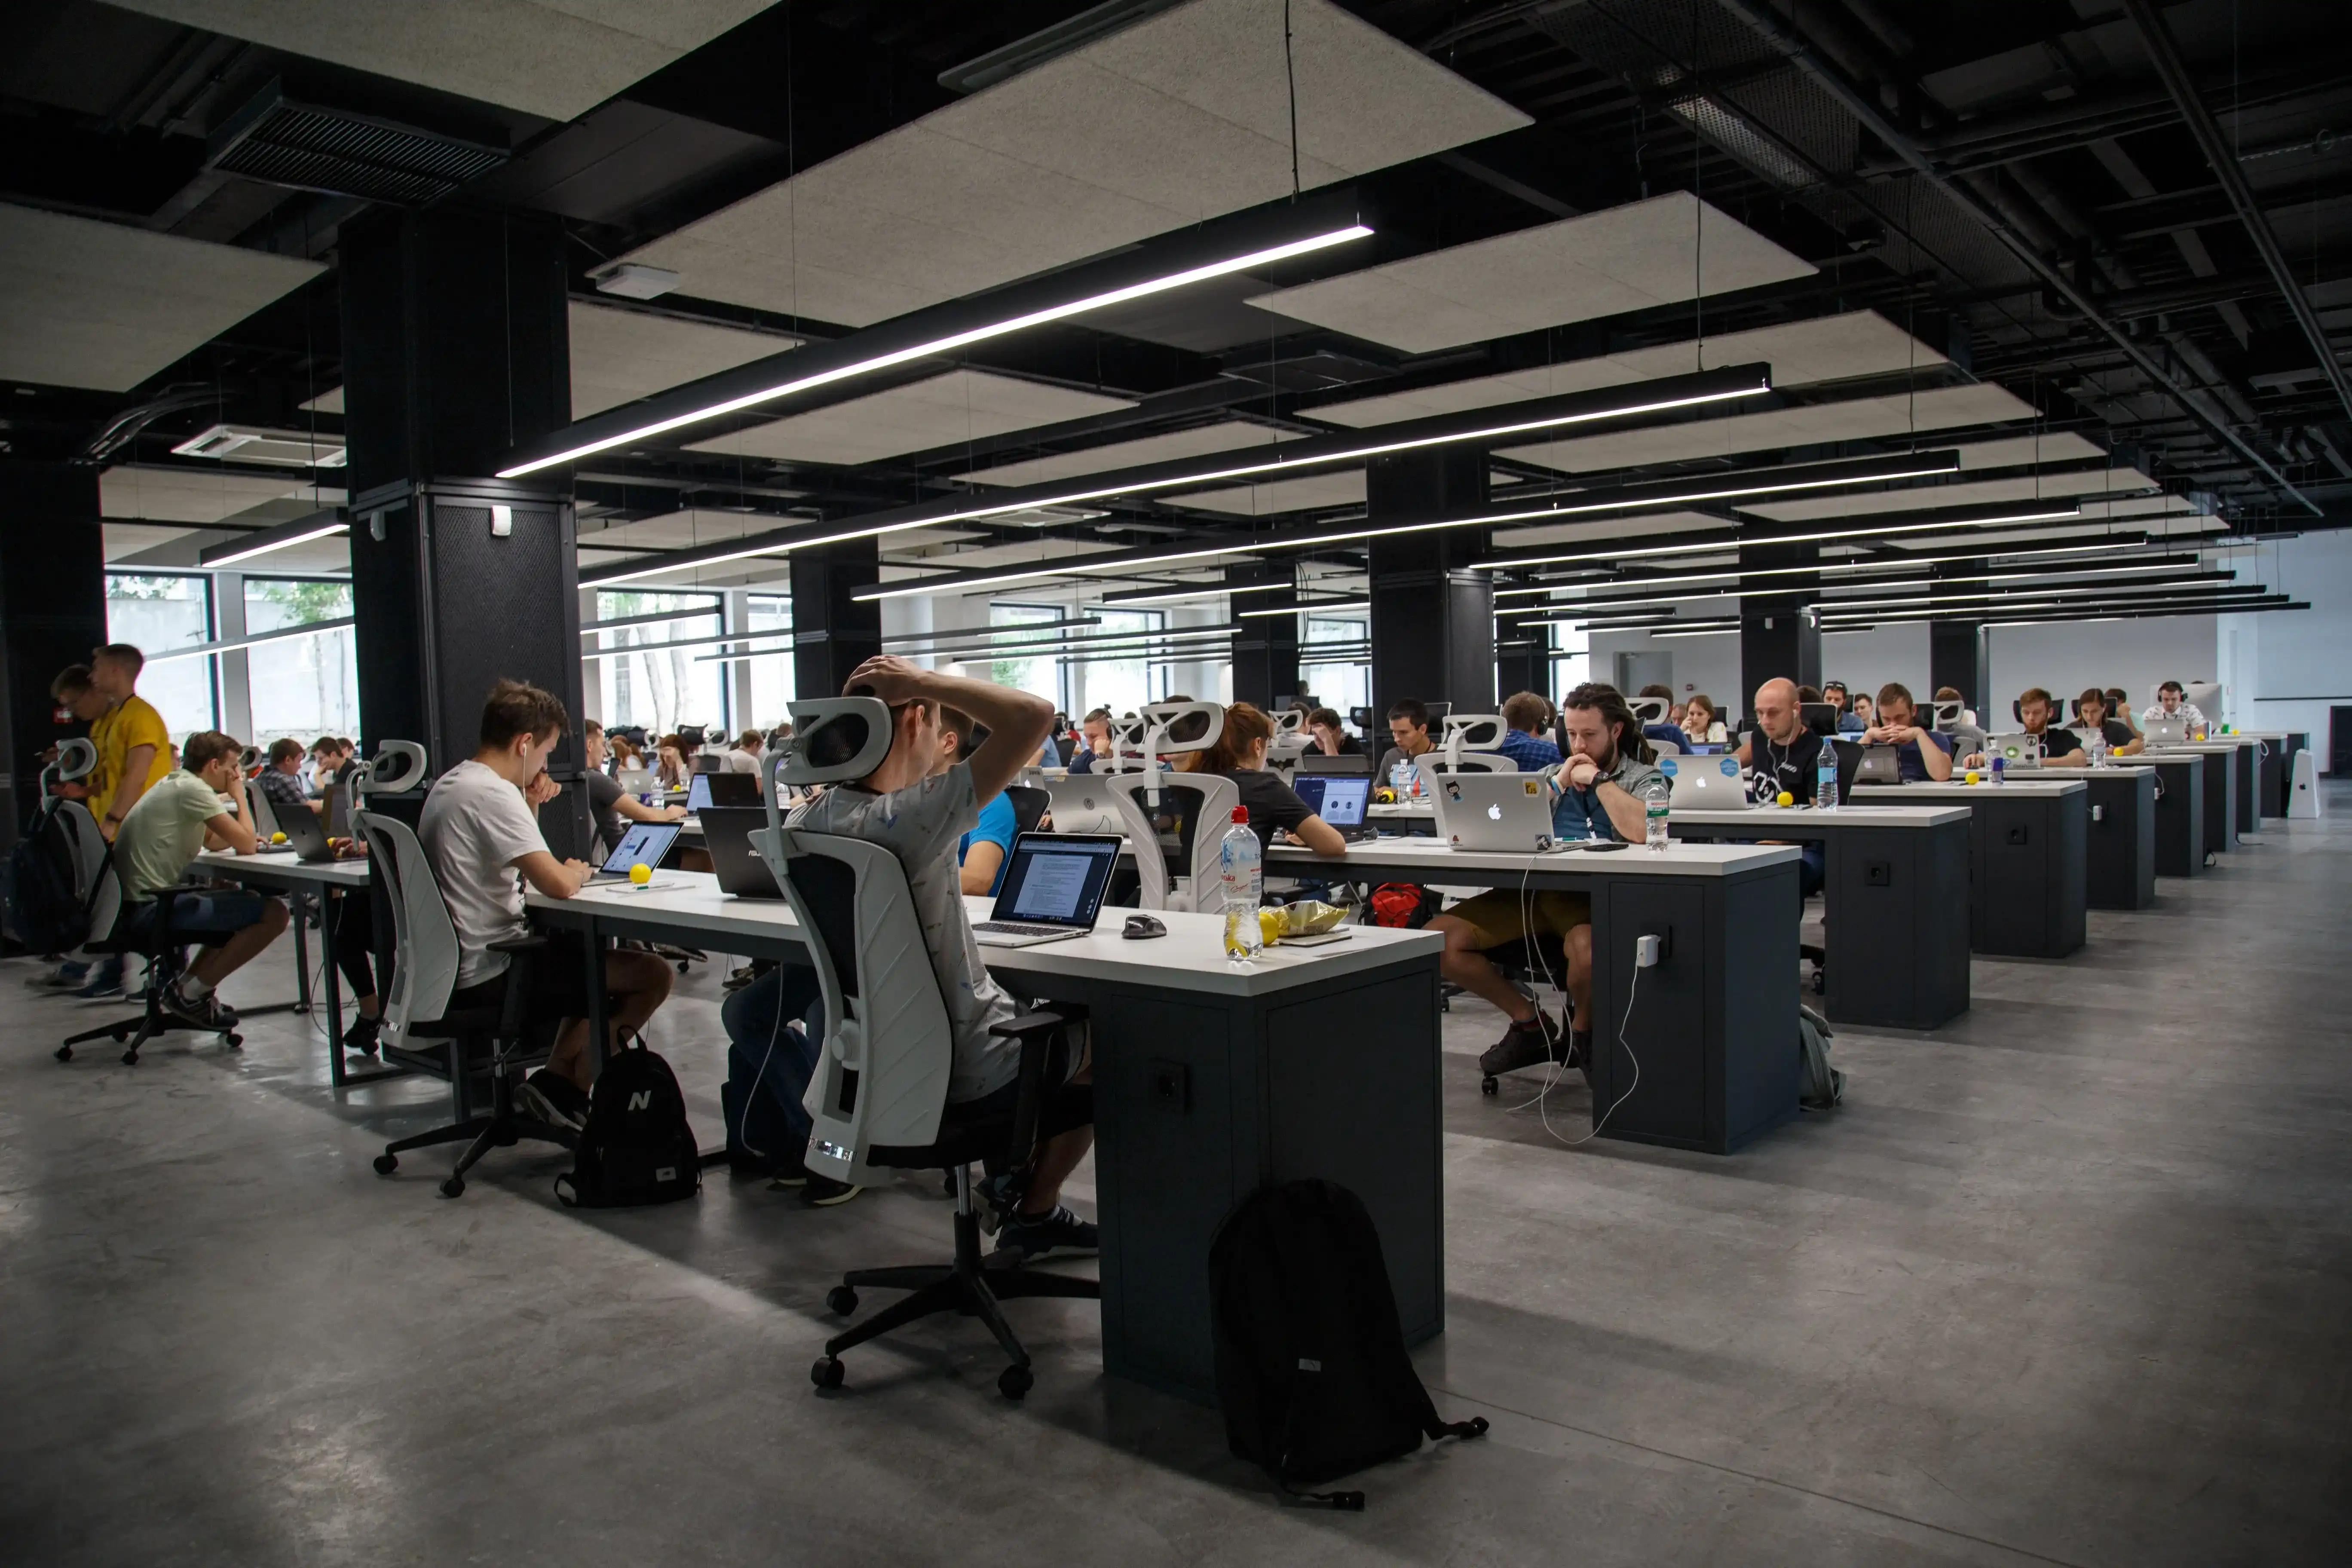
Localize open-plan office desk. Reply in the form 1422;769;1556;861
526;875;1443;1406
1852;779;2088;958
193;849;402;1087
2139;756;2207;876
2140;744;2241;854
2075;766;2159;909
1266;837;1803;1155
2236;731;2306;818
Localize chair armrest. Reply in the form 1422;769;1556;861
989;1009;1079;1042
487;934;552;955
989;1004;1088;1167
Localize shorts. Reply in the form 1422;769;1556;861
1439;888;1592;949
944;1017;1092;1142
446;931;596;1026
119;890;270;947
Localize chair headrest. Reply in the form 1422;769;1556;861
1629;696;1669;725
774;697;894;787
53;737;96;784
1932;699;1963;728
1442;714;1507;751
352;740;429;794
1271;707;1306;737
1141;701;1223;755
238;744;260;771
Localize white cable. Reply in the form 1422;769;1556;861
1515;943;1645;1149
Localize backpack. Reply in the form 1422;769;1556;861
1798;1004;1844;1109
1209;1179;1487;1508
1367;882;1440;930
555;1040;701;1207
2;801;93;955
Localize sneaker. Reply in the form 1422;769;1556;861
993;1204;1099;1263
340;1014;383;1057
517;1069;588;1132
1477;1011;1565;1079
974;1169;1027;1234
161;985;237;1033
25;961;89;991
803;1174;862;1207
1566;1029;1592;1071
71;956;125;999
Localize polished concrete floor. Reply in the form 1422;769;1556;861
4;794;2349;1566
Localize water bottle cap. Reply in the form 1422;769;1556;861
1231;805;1249;824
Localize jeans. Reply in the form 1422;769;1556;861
1797;841;1825;900
721;965;824;1140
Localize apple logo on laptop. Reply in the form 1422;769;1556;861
1486;802;1502;821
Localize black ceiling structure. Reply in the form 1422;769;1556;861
6;0;2351;581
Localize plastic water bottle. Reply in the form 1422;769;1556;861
1389;759;1412;799
1816;735;1840;812
1219;806;1264;962
1640;774;1671;853
2087;727;2109;766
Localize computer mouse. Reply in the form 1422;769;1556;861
1122;914;1167;940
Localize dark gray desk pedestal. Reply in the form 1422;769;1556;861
2233;742;2259;836
2202;752;2238;853
1853;784;2088;958
2147;758;2205;877
2082;770;2157;910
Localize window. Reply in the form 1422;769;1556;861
244;578;360;744
592;590;727;740
106;574;214;741
1301;612;1369;718
743;594;793;727
1550;621;1591;695
1068;607;1164;718
989;603;1066;711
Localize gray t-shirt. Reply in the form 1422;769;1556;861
1539;750;1664;842
788;761;1019;1102
419;760;548;988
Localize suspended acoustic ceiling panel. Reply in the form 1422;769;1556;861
1949;432;2108;469
1166;470;1367;515
685;369;1135;466
959;420;1298;487
1305;310;1938;427
579;508;808;553
617;0;1527;326
570;302;799;417
99;465;340;524
1246;193;1816;354
102;523;200;564
1736;466;2162;522
0;204;323;392
105;1;775;122
1499;383;2037;473
1488;508;1742;552
887;536;1134;576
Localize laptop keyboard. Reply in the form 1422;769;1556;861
974;920;1074;937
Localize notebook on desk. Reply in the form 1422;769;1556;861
687;771;760;812
2142;717;2188;747
971;833;1121;947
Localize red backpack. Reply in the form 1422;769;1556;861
1368;883;1439;929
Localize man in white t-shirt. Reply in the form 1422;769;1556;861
418;679;673;1130
2142;679;2210;733
789;656;1094;1263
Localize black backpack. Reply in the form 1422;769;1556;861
1209;1179;1486;1508
2;800;94;955
555;1041;701;1208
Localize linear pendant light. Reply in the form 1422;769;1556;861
1501;554;2204;619
500;223;1375;479
1818;587;2279;625
1478;501;2100;576
1492;528;2166;597
199;515;350;568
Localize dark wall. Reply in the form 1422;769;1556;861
0;465;106;847
1367;449;1494;717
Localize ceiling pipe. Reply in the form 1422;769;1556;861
1708;0;2323;516
2122;0;2352;432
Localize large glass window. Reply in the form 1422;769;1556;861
989;603;1066;711
1069;606;1164;718
1550;621;1591;696
244;578;360;744
592;590;727;739
1300;612;1369;718
106;574;215;741
742;594;793;728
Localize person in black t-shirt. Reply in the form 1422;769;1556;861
1306;706;1365;758
1732;677;1826;897
1203;703;1348;856
583;720;686;854
1961;688;2094;768
2071;689;2143;756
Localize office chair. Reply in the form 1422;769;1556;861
1003;784;1050;836
1100;702;1237;913
354;744;581;1197
756;700;1096;1400
57;862;242;1065
38;739;108;911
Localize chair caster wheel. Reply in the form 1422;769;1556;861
112;1028;131;1042
811;1356;845;1390
825;1286;858;1316
121;1050;139;1066
438;1175;465;1199
677;960;690;974
55;1044;73;1062
1481;1075;1498;1096
225;1032;243;1048
998;1364;1033;1400
373;1154;398;1176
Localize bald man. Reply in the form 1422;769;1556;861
1734;677;1828;898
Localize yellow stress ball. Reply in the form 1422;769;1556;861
1258;907;1283;946
271;831;288;844
1965;770;1981;785
629;863;653;885
1775;791;1794;808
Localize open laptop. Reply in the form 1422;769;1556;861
616;767;656;793
971;833;1121;947
2142;716;2188;747
1854;744;1905;785
1290;774;1375;841
1040;774;1127;836
1661;753;1749;810
590;821;682;881
269;799;340;862
684;771;761;813
698;806;781;898
1429;772;1575;853
1984;733;2043;769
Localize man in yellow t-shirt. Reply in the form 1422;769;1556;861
89;643;172;841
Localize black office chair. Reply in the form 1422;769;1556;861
1003;784;1050;836
759;701;1096;1400
57;866;243;1065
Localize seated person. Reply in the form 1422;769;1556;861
420;680;674;1132
722;730;765;773
2103;688;2140;739
1306;706;1365;758
1848;693;1874;730
1962;686;2088;768
582;720;686;857
1934;686;1987;754
1679;692;1728;745
1496;691;1563;772
111;729;292;1032
938;705;1018;895
1429;683;1660;1080
1862;683;1952;781
790;658;1096;1262
654;733;690;789
257;738;321;816
1823;680;1866;734
1065;707;1117;775
1200;702;1348;855
2143;679;2209;732
2072;689;2142;757
1375;698;1438;789
309;735;353;793
1732;677;1828;898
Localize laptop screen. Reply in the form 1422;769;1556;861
1293;775;1370;826
602;821;680;874
687;773;712;812
991;833;1120;928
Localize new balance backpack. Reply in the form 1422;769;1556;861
556;1040;701;1207
1209;1179;1486;1507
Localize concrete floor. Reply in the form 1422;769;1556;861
4;796;2349;1566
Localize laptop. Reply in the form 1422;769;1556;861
322;782;349;837
684;772;760;812
1290;774;1375;841
1682;740;1730;756
1429;772;1575;853
2142;717;2188;747
270;800;340;862
1984;733;2043;769
971;833;1121;947
698;806;781;898
1041;774;1128;836
1661;753;1749;810
591;821;682;881
616;767;656;793
1296;752;1373;776
1854;744;1905;785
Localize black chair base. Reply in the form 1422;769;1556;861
374;1052;575;1198
56;947;239;1066
813;1196;1099;1400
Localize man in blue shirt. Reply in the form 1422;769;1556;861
1824;681;1868;734
942;704;1018;894
1496;691;1563;772
1863;683;1954;782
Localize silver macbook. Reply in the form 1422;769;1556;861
1855;745;1904;785
1040;774;1128;836
1662;753;1749;811
1428;771;1575;853
1984;733;2043;769
971;833;1121;947
2141;717;2188;747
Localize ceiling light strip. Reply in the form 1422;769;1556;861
201;519;351;569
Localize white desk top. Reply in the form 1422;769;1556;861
1853;778;2087;799
195;848;372;887
1267;836;1797;878
2140;742;2254;755
526;872;1441;998
1668;804;1970;828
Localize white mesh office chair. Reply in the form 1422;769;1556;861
1424;714;1520;773
44;738;108;907
1098;701;1235;912
754;700;1093;1400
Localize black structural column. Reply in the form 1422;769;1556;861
791;538;882;700
339;207;590;855
1929;560;1990;710
0;464;107;850
1738;538;1820;705
1496;633;1547;705
1228;565;1298;710
1367;449;1493;717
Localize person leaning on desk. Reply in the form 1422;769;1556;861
1859;683;1954;781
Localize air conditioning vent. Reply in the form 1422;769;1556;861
171;423;346;469
208;83;507;205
